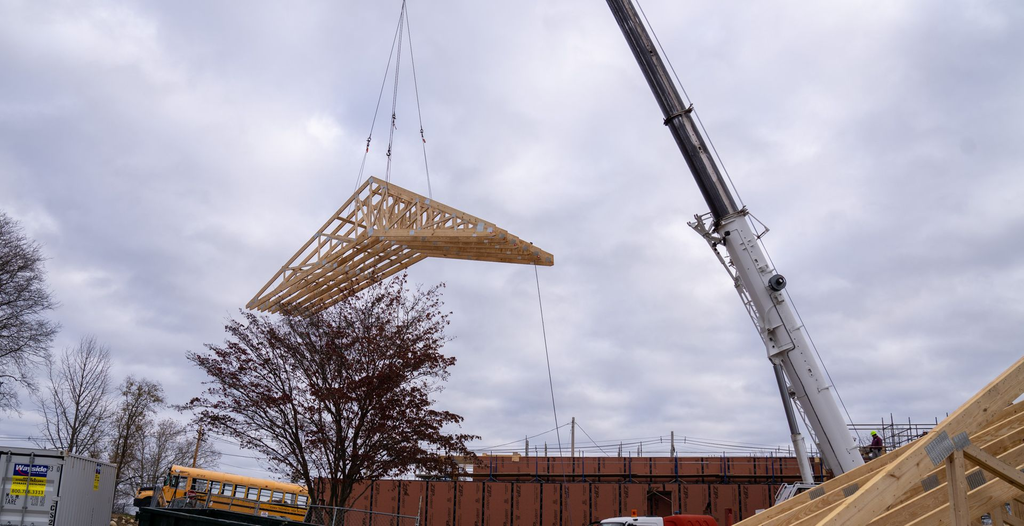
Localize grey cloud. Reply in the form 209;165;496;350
1;0;1022;476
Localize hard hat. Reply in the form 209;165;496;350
871;431;877;436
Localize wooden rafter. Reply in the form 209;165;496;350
735;355;1024;526
248;177;554;314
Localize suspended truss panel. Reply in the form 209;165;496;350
248;177;553;313
735;355;1024;526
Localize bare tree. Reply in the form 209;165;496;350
0;211;59;414
36;336;113;455
132;419;220;489
186;275;476;508
109;376;164;508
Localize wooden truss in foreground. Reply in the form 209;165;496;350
737;355;1024;526
248;177;553;314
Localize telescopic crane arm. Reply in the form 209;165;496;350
605;0;864;477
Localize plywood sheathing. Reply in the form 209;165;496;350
735;356;1024;526
248;176;554;314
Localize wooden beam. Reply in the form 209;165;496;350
964;444;1024;493
871;438;1024;526
817;356;1024;526
947;450;971;526
993;502;1006;526
906;459;1024;526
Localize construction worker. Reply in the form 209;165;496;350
866;431;884;459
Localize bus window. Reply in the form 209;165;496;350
258;488;271;502
247;487;259;500
271;490;284;503
191;479;210;492
210;481;221;494
297;495;308;508
284;493;295;505
234;485;247;499
222;482;233;496
176;476;189;490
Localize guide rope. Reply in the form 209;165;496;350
534;264;575;526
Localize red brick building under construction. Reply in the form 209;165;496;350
316;455;828;526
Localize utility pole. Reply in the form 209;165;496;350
570;417;576;458
192;426;204;468
671;431;676;457
525;436;529;457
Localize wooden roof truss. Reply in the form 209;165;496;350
736;355;1024;526
248;177;553;314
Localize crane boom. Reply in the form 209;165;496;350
605;0;864;476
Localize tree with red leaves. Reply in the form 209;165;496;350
186;275;476;509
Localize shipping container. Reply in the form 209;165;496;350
0;446;116;526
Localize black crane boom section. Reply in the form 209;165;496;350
605;0;739;222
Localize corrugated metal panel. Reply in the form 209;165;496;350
55;452;116;526
0;447;115;526
511;483;540;526
1;448;63;526
590;484;619;520
456;481;482;526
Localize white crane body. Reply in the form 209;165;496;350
604;0;865;478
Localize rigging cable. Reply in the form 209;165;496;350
354;3;407;195
383;0;407;185
573;422;613;457
403;1;433;199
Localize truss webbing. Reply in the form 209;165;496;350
249;177;553;314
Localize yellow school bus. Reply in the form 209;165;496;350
156;465;309;521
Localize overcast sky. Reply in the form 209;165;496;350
2;0;1023;479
